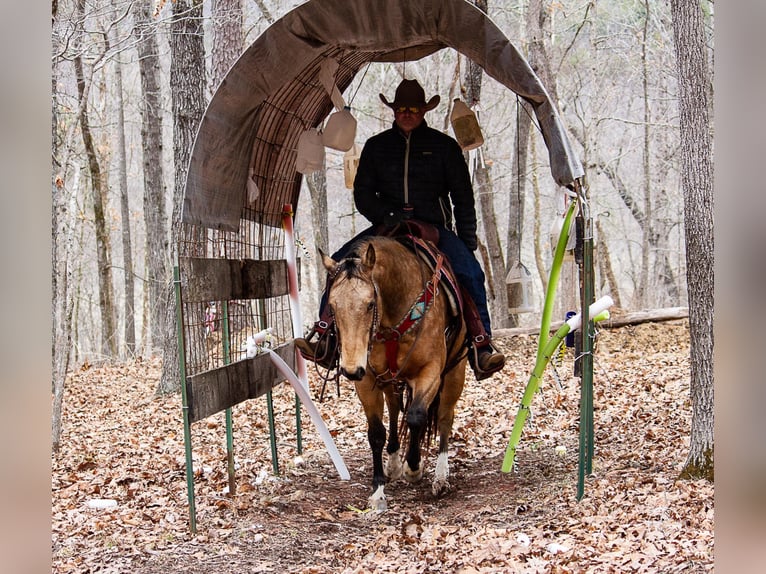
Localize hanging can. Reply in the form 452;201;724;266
295;128;325;174
323;106;357;152
450;99;484;151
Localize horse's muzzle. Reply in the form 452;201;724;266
340;366;366;381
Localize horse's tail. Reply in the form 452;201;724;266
397;384;441;449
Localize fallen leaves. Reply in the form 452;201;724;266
51;322;713;573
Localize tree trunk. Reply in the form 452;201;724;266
635;0;652;308
133;0;169;354
158;0;207;395
211;0;243;95
671;0;714;481
74;0;117;359
306;166;330;321
52;0;74;451
462;0;508;329
109;27;136;357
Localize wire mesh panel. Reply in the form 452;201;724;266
177;207;295;379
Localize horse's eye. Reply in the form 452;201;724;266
367;301;375;312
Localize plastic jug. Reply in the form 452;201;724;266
323;106;357;152
295;128;325;174
343;144;361;189
505;260;534;314
450;99;484;151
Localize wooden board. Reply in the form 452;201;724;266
179;257;289;303
186;342;296;422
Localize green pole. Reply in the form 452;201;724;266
174;263;197;534
537;198;579;361
577;204;596;500
502;196;577;473
221;301;236;496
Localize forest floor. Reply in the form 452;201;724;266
51;321;713;573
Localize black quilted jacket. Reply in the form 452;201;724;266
353;120;478;250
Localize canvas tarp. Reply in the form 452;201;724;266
183;0;584;231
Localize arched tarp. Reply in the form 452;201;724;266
183;0;584;231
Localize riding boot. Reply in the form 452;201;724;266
460;287;506;380
294;300;340;370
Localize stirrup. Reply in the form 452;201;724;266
295;322;339;370
467;339;505;381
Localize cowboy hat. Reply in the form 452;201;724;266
379;79;440;112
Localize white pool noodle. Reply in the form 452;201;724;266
565;295;614;333
266;349;350;480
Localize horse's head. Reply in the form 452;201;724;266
322;243;378;381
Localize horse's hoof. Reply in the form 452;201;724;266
368;484;387;512
386;451;403;481
403;462;423;484
431;478;451;497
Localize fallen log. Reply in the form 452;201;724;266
494;307;689;338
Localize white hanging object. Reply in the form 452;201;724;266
450;98;484;151
506;260;535;314
246;167;260;202
319;58;357;151
323;106;357;151
343;143;361;189
295;128;325;174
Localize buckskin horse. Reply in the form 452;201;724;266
321;233;467;512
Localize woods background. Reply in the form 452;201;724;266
51;0;714;367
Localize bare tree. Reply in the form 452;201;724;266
670;0;714;481
108;24;136;357
52;0;75;451
74;0;118;358
132;0;169;354
211;0;243;95
157;0;207;394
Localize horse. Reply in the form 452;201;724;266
321;234;468;512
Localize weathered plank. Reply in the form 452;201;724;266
186;342;296;422
179;257;289;303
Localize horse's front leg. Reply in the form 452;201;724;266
384;385;403;481
355;379;388;512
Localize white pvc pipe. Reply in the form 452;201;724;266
266;349;350;480
565;295;614;333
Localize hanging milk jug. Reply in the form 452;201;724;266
450;98;484;151
343;143;361;189
295;128;325;174
506;260;534;314
323;106;357;152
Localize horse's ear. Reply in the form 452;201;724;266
362;243;376;268
319;248;336;272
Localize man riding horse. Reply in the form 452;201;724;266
296;78;505;380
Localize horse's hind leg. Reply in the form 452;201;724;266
403;399;427;484
432;366;466;497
